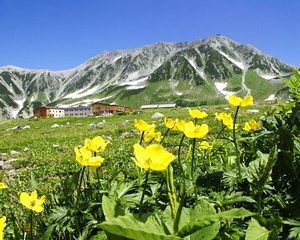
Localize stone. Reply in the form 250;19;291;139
151;112;164;119
10;150;19;156
51;124;60;128
89;123;97;130
0;161;12;169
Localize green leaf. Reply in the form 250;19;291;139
102;195;117;220
183;199;220;240
99;213;181;240
245;218;269;240
178;208;254;238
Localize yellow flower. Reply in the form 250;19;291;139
19;190;46;213
134;119;155;132
228;95;253;108
189;109;208;119
243;119;261;132
131;144;176;171
215;112;235;130
143;128;162;143
0;216;6;240
84;136;108;152
199;141;212;150
74;146;104;168
173;119;186;132
164;118;176;129
184;121;209;139
0;183;7;189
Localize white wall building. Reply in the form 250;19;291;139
64;106;92;117
49;108;65;118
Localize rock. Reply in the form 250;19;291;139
151;112;164;119
0;161;12;169
51;124;60;128
97;121;106;127
23;147;29;152
6;125;31;131
121;132;131;139
10;150;19;156
89;123;97;130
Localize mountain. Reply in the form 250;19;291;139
0;35;292;118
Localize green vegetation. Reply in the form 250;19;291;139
0;88;299;239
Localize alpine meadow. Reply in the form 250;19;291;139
0;34;300;239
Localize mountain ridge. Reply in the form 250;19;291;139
0;35;292;119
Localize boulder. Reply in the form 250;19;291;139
151;112;164;119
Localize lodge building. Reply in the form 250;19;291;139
90;102;133;116
33;103;133;118
33;107;65;118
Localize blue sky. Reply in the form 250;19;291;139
0;0;299;70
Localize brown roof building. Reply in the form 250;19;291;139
90;102;133;116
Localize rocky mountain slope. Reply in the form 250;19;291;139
0;35;292;118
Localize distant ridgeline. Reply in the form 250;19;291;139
0;35;292;119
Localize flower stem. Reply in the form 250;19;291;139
166;165;177;221
191;138;197;179
29;211;33;240
177;134;185;170
160;128;170;144
76;166;86;206
216;125;226;139
139;170;149;215
139;131;145;144
233;106;241;178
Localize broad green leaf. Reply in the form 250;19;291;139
102;195;117;220
183;199;220;240
245;218;269;240
99;213;181;240
178;208;254;238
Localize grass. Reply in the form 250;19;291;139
0;104;264;195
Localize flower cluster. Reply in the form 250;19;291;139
134;119;162;143
74;136;108;168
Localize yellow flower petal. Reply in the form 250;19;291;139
132;144;176;171
184;121;209;139
228;95;254;108
0;216;6;240
0;183;7;189
189;109;208;119
164;118;176;129
19;191;46;213
134;119;155;132
85;136;108;152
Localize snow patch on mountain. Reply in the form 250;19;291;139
186;57;209;84
63;85;100;99
218;51;245;70
58;96;113;108
214;82;236;96
119;77;148;86
10;98;26;118
126;85;146;90
265;94;276;101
